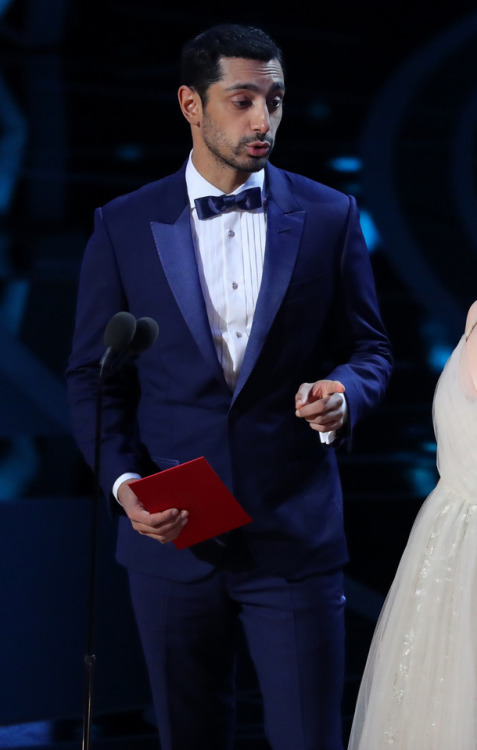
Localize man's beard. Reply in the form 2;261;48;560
202;120;274;174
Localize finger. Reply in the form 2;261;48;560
308;406;345;431
138;526;184;543
318;400;343;420
295;382;313;408
300;397;344;424
311;392;345;417
313;414;341;430
133;507;188;526
134;511;188;539
155;514;189;544
296;398;328;419
131;508;187;530
307;417;338;432
311;380;345;399
147;508;183;524
153;511;189;533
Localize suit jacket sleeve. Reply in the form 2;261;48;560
323;194;392;446
66;206;147;503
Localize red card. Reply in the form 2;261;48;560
129;457;252;550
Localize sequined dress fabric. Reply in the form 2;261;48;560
348;335;477;749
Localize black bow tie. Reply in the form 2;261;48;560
194;187;262;220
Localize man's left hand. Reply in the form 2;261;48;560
295;380;346;433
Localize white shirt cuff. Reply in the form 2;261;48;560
319;393;347;445
319;430;337;445
113;472;142;504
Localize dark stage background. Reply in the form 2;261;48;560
1;1;477;747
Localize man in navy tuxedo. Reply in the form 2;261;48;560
67;23;392;750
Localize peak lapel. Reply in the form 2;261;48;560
150;205;227;389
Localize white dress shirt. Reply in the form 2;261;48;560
186;156;266;390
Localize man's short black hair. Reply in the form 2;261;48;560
180;23;284;103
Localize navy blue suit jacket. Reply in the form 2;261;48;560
66;162;392;581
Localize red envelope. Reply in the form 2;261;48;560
129;457;252;550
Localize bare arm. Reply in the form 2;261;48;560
465;300;477;392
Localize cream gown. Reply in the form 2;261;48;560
348;333;477;749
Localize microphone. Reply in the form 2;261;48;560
99;311;136;371
128;316;159;356
100;313;159;373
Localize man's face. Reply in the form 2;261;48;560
198;56;285;176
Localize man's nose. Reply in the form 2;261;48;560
251;101;270;134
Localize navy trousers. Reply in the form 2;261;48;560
128;563;345;750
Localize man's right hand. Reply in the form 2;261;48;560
117;480;189;544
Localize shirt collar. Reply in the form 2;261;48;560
185;152;265;211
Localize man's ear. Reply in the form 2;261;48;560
178;85;202;126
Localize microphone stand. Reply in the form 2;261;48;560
79;315;157;748
82;362;106;750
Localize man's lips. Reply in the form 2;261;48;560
245;141;271;156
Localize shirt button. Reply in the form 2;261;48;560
227;230;235;238
232;282;238;290
235;331;242;338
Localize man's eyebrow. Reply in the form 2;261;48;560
224;81;285;93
